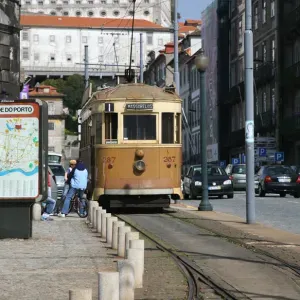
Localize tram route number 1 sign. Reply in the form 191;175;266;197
125;103;153;110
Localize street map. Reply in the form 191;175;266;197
0;117;39;198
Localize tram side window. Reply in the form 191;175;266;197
105;113;118;142
95;113;102;144
123;115;156;140
162;113;174;144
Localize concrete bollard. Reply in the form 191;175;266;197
112;221;125;250
96;207;103;233
117;260;135;300
127;248;144;288
101;213;111;239
92;206;99;228
118;226;131;257
69;289;92;300
98;272;119;300
125;232;139;258
88;201;98;225
32;203;42;221
129;239;145;251
106;216;118;246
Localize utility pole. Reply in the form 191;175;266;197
84;45;89;89
140;33;144;83
244;0;255;224
173;0;180;94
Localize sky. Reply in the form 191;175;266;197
178;0;214;20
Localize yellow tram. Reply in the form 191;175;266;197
79;83;182;209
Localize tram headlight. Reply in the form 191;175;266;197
134;160;146;172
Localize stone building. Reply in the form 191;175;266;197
20;14;172;84
20;0;173;27
0;0;21;98
29;85;66;154
279;0;300;163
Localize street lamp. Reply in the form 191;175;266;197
195;50;213;211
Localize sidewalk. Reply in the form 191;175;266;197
0;214;188;300
171;202;300;268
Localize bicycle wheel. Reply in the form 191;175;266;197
77;197;88;218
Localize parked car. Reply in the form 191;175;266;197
226;163;259;190
183;165;234;199
225;164;247;190
48;163;65;199
290;165;300;174
255;165;300;198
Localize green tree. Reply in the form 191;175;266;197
42;75;97;133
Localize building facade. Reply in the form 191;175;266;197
20;0;173;27
20;15;172;83
29;85;66;154
0;0;21;98
279;0;300;164
202;1;219;164
225;0;279;165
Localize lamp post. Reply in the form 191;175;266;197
195;50;213;211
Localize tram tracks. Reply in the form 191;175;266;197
165;208;300;279
116;213;241;300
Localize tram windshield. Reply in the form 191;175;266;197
123;115;156;140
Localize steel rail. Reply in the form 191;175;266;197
116;213;241;300
166;209;300;278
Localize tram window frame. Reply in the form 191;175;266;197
162;113;174;144
95;113;102;144
123;114;156;141
105;112;118;143
175;113;181;144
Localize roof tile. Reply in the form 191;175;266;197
20;15;165;29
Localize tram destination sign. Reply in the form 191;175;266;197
125;103;153;110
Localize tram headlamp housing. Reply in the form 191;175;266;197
134;160;146;172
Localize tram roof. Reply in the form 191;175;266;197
92;83;181;101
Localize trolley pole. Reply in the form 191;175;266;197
244;0;255;224
173;0;180;94
140;33;144;83
84;45;89;89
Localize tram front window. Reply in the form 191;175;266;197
123;115;156;140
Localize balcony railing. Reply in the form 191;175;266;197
281;114;300;135
254;63;275;86
22;63;138;76
255;110;275;132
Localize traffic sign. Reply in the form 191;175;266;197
220;160;226;168
232;158;240;165
242;154;246;164
259;148;267;157
275;152;284;162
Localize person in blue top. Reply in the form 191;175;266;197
59;159;88;218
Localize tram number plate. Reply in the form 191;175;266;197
102;157;116;163
163;156;176;162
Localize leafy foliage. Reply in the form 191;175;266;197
42;74;85;114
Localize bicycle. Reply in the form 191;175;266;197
67;191;89;218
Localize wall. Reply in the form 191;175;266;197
20;26;172;77
20;0;172;27
0;0;20;98
201;0;219;162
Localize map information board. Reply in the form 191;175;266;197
0;103;39;198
